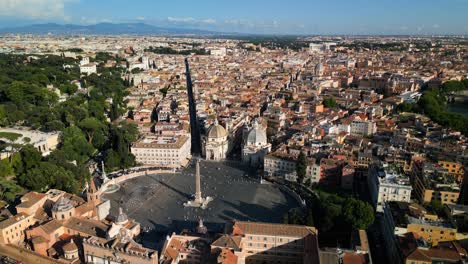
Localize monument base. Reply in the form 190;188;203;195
183;196;213;209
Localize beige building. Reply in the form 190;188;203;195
228;221;320;264
83;236;158;264
412;161;461;205
131;135;191;168
0;213;35;245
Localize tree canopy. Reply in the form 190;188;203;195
0;53;138;202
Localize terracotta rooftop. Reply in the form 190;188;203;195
16;192;47;208
231;221;317;237
0;212;31;229
211;235;241;251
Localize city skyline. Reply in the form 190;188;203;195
0;0;467;35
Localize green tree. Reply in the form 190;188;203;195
61;126;95;164
79;117;106;144
305;211;314;226
18;162;78;193
320;202;341;231
58;83;78;95
296;151;307;184
0;179;23;202
342;198;375;230
14;145;42;175
323;97;338;108
430;200;444;215
0;158;14;178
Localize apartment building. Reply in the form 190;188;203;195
437;161;465;184
368;163;412;211
264;154;319;183
350;120;377;136
412;161;461;205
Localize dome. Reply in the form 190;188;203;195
63;239;78;254
52;196;73;212
208;119;227;139
246;121;267;145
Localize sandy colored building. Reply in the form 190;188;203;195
228;221;320;264
0;213;35;245
437;161;465;184
412;161;461;205
83;235;158;264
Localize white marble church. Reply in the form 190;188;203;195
242;119;271;167
203;119;230;160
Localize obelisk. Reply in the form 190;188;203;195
101;161;109;183
194;158;202;203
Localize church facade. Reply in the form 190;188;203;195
242;120;271;167
203;119;230;160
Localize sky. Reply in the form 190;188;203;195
0;0;467;35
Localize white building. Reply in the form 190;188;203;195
242;120;271;167
131;135;191;168
210;47;227;57
79;57;97;75
264;154;319;183
368;163;412;212
350;120;377;136
204;119;229;161
80;63;97;75
0;127;60;158
309;43;323;53
80;57;90;65
264;155;297;181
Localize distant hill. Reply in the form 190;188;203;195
0;22;220;35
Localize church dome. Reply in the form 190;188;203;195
52;196;73;212
63;239;78;254
246;121;267;145
208;120;227;139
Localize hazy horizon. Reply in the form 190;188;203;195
0;0;467;35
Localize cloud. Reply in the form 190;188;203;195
200;18;216;24
136;16;145;21
432;24;440;29
167;17;216;24
167;17;195;23
0;0;74;20
80;16;112;25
